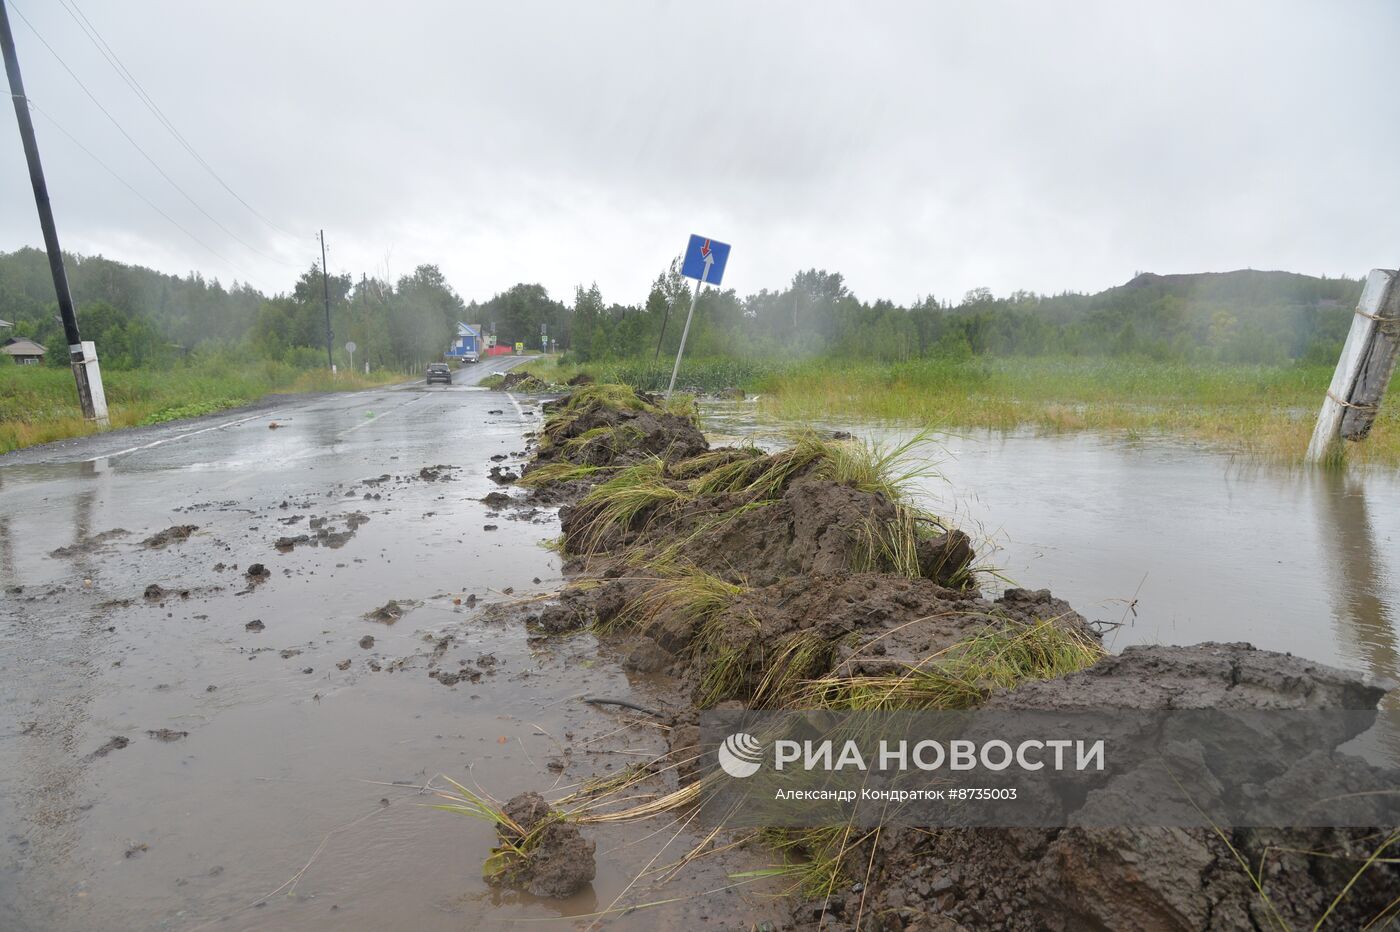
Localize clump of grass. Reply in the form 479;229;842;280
141;398;244;424
515;462;620;488
695;614;760;708
432;777;543;884
750;630;834;708
749;826;858;900
606;564;746;635
568;457;692;554
798;619;1104;710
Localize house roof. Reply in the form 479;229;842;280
0;319;13;328
456;322;482;337
2;338;47;356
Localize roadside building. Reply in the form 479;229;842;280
0;319;13;330
2;337;47;365
446;322;484;361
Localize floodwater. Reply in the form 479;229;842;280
703;402;1400;697
0;371;775;932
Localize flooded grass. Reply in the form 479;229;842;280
0;362;407;453
753;357;1400;466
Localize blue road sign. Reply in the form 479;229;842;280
681;234;730;286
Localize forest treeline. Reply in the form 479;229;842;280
0;246;1361;371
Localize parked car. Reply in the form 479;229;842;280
462;350;480;363
426;363;452;384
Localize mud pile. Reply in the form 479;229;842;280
509;385;1397;925
531;384;707;472
851;645;1396;932
489;792;596;899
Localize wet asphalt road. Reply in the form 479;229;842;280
0;360;770;930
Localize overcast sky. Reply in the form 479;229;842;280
3;1;1398;306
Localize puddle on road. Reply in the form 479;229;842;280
702;400;1400;695
0;392;776;931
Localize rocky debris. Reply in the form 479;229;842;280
143;583;166;601
147;728;188;742
489;465;519;484
488;792;596;898
483;524;498;532
275;534;310;551
336;659;351;671
358;635;375;649
481;491;512;506
244;619;265;632
125;842;149;859
365;600;404;624
85;736;130;760
141;525;199;549
245;563;271;582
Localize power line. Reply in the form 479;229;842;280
55;0;297;239
23;95;250;278
6;0;295;268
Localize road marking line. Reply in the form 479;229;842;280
337;391;433;437
91;410;271;462
504;392;526;420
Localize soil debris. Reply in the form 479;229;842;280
86;736;130;760
488;465;519;484
48;528;130;558
487;792;596;898
147;729;189;742
141;525;199;548
365;600;404;624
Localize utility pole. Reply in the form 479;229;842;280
318;230;333;369
1;0;107;423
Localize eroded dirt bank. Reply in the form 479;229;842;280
494;384;1399;931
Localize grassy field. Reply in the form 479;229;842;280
0;361;406;453
525;355;1400;466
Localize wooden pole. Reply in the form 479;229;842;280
1306;269;1398;463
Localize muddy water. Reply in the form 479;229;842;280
704;402;1400;695
0;381;775;931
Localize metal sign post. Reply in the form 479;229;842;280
345;340;357;375
667;235;731;400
